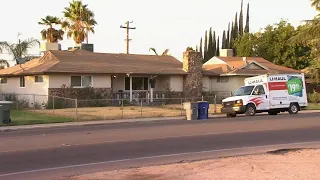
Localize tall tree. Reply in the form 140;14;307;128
204;30;208;61
0;38;40;65
199;37;203;58
230;22;234;49
62;0;97;44
222;30;227;49
208;28;214;60
38;16;64;43
239;0;244;37
233;13;239;40
216;36;220;56
244;3;250;33
311;0;320;11
213;31;216;56
254;20;313;69
234;33;256;57
227;23;230;48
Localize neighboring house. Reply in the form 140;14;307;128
202;50;301;93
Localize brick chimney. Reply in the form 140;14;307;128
182;50;203;100
220;49;233;57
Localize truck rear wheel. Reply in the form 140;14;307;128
289;103;299;114
246;104;256;116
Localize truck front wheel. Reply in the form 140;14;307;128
289;103;299;114
246;104;256;116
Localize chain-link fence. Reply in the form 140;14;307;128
0;94;76;125
0;93;227;124
74;96;223;121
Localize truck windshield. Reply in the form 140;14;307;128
233;86;255;96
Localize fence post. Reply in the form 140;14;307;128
33;94;36;111
52;96;55;115
214;95;217;114
202;96;204;101
16;94;19;110
121;99;124;119
180;98;183;115
140;100;143;118
75;98;78;121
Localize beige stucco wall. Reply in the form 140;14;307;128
169;75;183;92
211;76;248;93
49;74;111;88
0;75;49;107
202;76;210;92
155;76;170;91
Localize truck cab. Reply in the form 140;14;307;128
221;74;308;117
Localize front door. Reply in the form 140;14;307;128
249;85;269;111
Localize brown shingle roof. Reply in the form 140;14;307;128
204;56;301;75
0;49;188;76
203;64;230;74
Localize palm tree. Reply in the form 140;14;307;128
82;9;97;44
62;0;97;45
38;15;64;43
0;38;40;65
149;48;170;56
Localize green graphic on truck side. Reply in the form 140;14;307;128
286;76;303;97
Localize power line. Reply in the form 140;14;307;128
120;21;136;54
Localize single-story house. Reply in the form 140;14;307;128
202;52;302;93
0;47;302;106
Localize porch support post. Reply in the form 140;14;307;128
130;75;133;102
150;88;154;103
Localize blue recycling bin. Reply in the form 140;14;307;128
198;101;209;120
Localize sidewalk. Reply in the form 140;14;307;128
1;110;319;132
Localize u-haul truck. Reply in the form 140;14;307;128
221;73;308;117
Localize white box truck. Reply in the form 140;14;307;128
221;73;308;117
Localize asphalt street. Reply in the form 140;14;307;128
0;112;320;180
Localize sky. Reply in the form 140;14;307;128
0;0;318;65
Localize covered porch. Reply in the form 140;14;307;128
110;74;184;102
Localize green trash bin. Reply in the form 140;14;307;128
183;102;199;120
0;101;13;123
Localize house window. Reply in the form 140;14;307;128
217;76;229;83
71;76;92;87
0;77;7;84
125;77;149;90
20;76;25;87
35;75;44;83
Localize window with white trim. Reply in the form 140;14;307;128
0;77;7;84
125;77;149;90
20;76;25;87
217;76;229;83
71;76;92;87
35;75;44;83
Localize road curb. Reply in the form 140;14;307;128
0;110;319;132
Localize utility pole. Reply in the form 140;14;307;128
120;21;136;54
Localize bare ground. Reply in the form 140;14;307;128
61;149;320;180
33;104;222;121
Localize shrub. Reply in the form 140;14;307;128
308;91;320;103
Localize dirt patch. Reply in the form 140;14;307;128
33;104;222;121
61;149;320;180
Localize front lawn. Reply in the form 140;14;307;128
304;103;320;110
0;110;73;126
